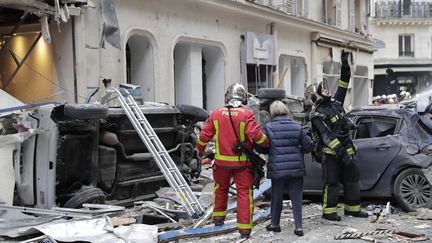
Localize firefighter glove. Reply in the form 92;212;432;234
341;50;351;81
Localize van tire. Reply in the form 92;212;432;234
258;88;286;99
63;188;106;208
64;104;108;120
176;104;210;122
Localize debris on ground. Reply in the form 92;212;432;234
416;208;432;220
366;202;401;214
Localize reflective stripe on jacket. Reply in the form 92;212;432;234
197;106;268;167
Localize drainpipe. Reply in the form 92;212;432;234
267;22;277;87
72;17;78;103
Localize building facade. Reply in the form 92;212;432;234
0;0;374;109
370;0;432;98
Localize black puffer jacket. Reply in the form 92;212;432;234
263;115;314;179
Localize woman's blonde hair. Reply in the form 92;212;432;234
269;100;289;118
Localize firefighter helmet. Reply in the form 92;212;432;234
305;81;330;105
224;83;247;107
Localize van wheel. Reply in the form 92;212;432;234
63;188;106;208
176;104;210;122
394;168;432;211
64;104;108;120
258;88;286;99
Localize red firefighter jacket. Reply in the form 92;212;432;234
197;106;269;168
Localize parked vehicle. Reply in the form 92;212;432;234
303;103;432;211
7;100;208;209
256;89;432;211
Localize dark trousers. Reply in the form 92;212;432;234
322;155;361;214
270;177;303;229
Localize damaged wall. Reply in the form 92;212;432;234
1;0;374;107
0;32;57;103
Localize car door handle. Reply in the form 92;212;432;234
376;144;392;150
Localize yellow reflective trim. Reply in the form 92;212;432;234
215;153;248;161
256;134;267;145
197;138;208;146
347;147;354;155
338;80;349;88
238;223;252;229
213;183;219;217
345;204;361;212
212;211;227;217
323;184;328;211
213;183;219;205
214;120;219;155
323;147;336;155
240;122;245;142
323;207;338;214
331;116;339;123
328;138;340;149
249;188;253;228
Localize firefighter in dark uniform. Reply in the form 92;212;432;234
308;50;368;221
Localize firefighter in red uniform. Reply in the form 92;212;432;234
197;83;269;239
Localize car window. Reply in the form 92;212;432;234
355;116;399;139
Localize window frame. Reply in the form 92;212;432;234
399;34;415;57
353;115;402;140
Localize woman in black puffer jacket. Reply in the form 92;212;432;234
263;100;314;236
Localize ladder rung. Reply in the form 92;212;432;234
168;168;178;173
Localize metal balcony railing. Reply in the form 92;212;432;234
375;1;432;19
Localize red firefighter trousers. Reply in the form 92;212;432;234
212;165;253;231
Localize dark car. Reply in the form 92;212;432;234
255;89;432;211
8;98;208;209
303;103;432;211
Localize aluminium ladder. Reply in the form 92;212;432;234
107;88;204;218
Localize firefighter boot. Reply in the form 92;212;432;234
322;213;341;221
213;217;225;226
239;229;251;239
345;210;369;218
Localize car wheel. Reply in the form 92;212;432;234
394;168;432;211
63;188;106;208
64;104;108;120
258;88;286;99
176;104;210;122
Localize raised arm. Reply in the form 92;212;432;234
334;50;351;104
